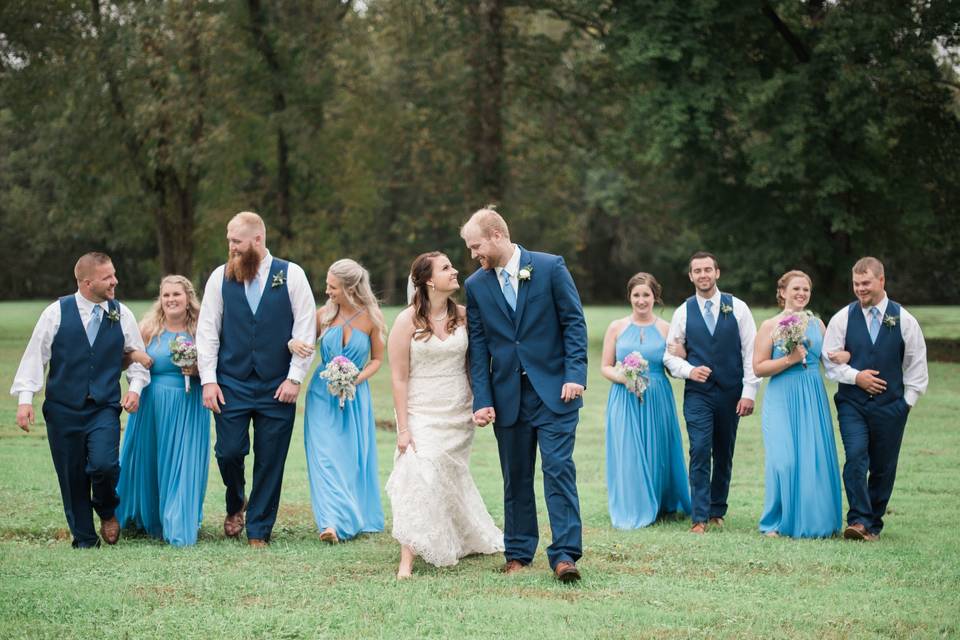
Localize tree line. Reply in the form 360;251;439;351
1;0;958;309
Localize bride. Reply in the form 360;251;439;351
385;251;504;578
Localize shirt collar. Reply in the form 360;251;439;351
256;251;273;282
862;295;888;317
495;245;521;278
696;290;722;312
75;291;109;314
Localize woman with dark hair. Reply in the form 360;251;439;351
600;272;691;528
385;251;503;579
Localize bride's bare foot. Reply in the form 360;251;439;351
397;545;415;579
320;527;339;544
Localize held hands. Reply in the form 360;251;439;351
667;339;687;360
855;369;887;396
736;398;754;417
287;339;315;359
689;366;712;383
16;404;34;432
121;391;140;413
203;383;226;414
561;382;585;403
827;350;851;365
473;407;495;427
274;379;301;403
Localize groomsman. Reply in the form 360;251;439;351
197;212;316;546
11;252;150;548
664;251;760;533
823;257;928;541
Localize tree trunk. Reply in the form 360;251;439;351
466;0;505;204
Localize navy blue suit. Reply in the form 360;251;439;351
835;300;909;535
42;296;125;548
681;294;744;524
465;246;587;569
214;258;296;541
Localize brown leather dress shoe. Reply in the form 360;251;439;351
502;560;526;575
554;561;581;583
224;510;245;538
708;517;725;529
843;523;877;541
690;522;707;534
248;538;268;548
100;516;120;545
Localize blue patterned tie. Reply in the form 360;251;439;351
704;300;717;336
245;274;262;314
86;304;102;346
501;269;517;311
869;307;881;344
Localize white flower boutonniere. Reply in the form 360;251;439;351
518;264;533;283
883;314;899;328
272;270;286;288
720;303;733;316
107;309;121;324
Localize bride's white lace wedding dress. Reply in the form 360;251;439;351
385;325;504;567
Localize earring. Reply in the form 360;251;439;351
429;282;435;290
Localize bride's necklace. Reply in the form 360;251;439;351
431;310;448;323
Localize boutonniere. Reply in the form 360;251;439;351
517;264;533;283
883;314;899;328
107;308;121;324
720;303;733;316
271;270;286;288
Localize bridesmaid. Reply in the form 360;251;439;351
290;259;386;543
753;270;844;538
601;272;691;528
116;275;210;546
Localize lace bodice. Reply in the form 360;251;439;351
406;325;473;417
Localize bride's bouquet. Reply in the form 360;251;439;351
169;335;198;393
773;311;813;369
320;355;360;409
616;351;650;402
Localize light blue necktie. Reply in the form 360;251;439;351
86;304;102;346
245;274;262;314
868;307;881;344
703;299;717;336
501;269;517;311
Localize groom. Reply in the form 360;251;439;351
462;207;588;582
197;211;316;546
823;256;928;541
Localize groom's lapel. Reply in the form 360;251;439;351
513;246;532;328
482;268;513;323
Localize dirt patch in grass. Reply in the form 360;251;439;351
928;338;960;362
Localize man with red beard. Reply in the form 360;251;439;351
197;212;316;546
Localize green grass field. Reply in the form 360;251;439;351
0;301;957;639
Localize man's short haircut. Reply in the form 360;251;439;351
229;211;267;238
74;252;113;281
688;251;719;272
460;205;510;240
852;256;884;278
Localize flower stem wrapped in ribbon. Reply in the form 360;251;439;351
772;311;813;369
615;350;650;402
319;355;360;409
169;335;198;392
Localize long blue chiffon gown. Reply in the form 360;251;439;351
759;321;843;538
304;318;384;540
116;330;210;546
605;323;691;528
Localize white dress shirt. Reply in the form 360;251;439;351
821;295;928;407
10;292;150;405
196;251;316;385
663;290;761;401
494;245;522;295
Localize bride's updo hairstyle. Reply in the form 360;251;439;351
319;258;387;340
626;272;664;306
409;252;460;342
775;270;812;310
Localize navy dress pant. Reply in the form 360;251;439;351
683;385;742;524
42;400;121;548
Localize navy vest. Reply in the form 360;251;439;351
684;293;744;394
836;300;905;407
44;296;125;410
218;258;295;384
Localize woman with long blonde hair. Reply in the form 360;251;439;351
116;275;211;546
289;259;385;543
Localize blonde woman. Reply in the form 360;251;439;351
116;275;210;546
290;259;386;543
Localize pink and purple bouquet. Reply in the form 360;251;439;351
319;355;360;408
615;351;650;402
772;311;813;368
169;335;198;392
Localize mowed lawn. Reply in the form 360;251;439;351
0;301;958;639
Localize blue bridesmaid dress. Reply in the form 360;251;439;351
605;323;691;528
304;315;384;540
759;321;843;538
116;330;210;546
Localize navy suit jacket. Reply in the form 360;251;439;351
465;246;588;427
